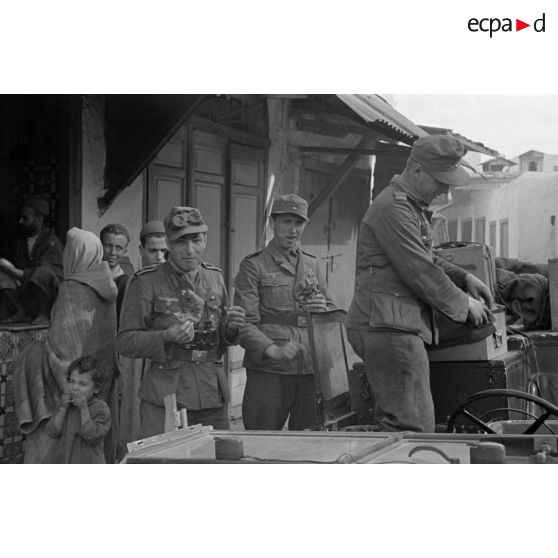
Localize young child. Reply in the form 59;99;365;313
44;356;111;464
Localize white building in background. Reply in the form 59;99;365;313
516;150;558;173
437;160;558;263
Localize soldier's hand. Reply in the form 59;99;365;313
164;321;194;344
465;273;495;309
264;341;303;361
224;305;246;332
467;297;490;328
303;293;327;312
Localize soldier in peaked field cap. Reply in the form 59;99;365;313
271;193;309;221
233;192;336;431
347;134;495;434
408;134;471;187
164;206;208;241
117;204;246;438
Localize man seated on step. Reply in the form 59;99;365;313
0;196;63;325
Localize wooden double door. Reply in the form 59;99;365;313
147;125;266;290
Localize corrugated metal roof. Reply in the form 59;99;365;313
337;94;427;142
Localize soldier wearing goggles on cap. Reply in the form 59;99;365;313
117;206;245;437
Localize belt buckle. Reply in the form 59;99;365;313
297;316;307;328
192;350;208;362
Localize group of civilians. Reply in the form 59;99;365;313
8;193;327;464
5;198;183;462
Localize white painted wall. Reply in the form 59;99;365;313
441;172;558;262
80;95;145;271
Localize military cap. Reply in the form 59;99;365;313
22;195;50;216
164;207;208;241
409;134;470;187
271;193;309;221
140;220;166;239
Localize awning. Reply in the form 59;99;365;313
337;94;428;143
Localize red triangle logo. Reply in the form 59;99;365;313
516;19;530;31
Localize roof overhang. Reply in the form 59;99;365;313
337;94;427;144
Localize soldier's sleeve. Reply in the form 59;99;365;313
370;197;469;322
433;253;469;288
233;256;276;363
116;275;168;362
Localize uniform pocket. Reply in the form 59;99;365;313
261;274;292;307
154;298;181;315
369;293;423;333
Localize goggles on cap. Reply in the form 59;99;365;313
171;208;204;229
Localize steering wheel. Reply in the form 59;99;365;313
447;389;558;435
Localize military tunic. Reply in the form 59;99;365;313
347;175;471;433
116;258;236;435
234;238;335;430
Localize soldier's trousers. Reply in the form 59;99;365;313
242;369;317;431
347;329;435;433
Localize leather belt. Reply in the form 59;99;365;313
260;314;308;328
171;346;220;363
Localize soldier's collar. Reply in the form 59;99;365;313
269;238;299;263
166;256;200;278
391;174;430;208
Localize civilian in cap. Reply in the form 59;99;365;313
0;196;63;324
347;134;494;433
234;193;336;431
139;220;168;267
117;206;246;437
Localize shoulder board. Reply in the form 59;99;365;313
244;250;263;259
301;250;317;259
135;264;158;277
201;261;222;272
393;191;407;201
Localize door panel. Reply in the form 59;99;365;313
300;166;369;310
191;130;227;270
147;164;185;221
231;193;258;282
229;143;265;371
195;181;223;268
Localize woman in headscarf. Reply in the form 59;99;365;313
14;228;118;463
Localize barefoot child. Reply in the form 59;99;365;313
44;356;111;463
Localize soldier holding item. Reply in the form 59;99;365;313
117;206;245;437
